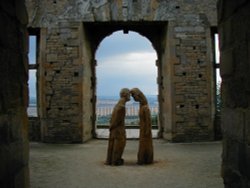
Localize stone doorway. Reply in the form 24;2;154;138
94;30;159;139
83;22;167;140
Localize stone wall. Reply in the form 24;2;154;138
218;0;250;187
161;16;215;142
39;24;87;143
0;0;29;187
25;0;218;143
25;0;217;26
29;117;41;141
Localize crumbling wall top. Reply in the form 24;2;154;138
25;0;217;28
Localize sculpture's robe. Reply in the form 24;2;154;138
106;104;126;165
138;104;153;164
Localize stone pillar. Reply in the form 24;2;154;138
218;0;250;187
39;22;94;143
162;16;215;142
0;0;29;187
159;21;176;140
80;23;95;141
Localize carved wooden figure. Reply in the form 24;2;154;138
105;88;130;165
131;88;154;165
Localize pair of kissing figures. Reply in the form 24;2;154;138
105;88;154;166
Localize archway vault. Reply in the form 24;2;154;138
93;29;160;138
81;22;168;140
84;22;167;56
80;19;216;142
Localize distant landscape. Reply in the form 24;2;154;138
28;96;37;117
28;95;159;126
96;95;158;108
96;95;158;125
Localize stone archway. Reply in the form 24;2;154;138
28;1;217;143
92;30;161;139
36;19;216;143
81;22;168;140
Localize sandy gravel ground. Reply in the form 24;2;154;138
30;139;223;188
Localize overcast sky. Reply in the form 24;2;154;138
28;36;37;98
28;31;158;98
96;31;158;96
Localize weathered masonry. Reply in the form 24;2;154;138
3;1;250;187
218;1;250;187
25;0;218;143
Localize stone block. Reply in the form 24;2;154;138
175;95;185;103
29;117;41;141
220;48;234;77
221;108;245;141
245;110;250;145
46;54;58;62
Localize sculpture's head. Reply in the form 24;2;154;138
120;88;130;102
130;88;147;104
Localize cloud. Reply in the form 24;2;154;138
28;70;37;98
28;36;37;64
98;52;157;76
96;31;155;58
96;51;158;96
95;30;158;96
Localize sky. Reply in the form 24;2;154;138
215;34;221;84
28;36;37;98
96;31;158;96
28;31;158;98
